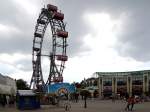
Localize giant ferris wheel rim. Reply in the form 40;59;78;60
30;4;68;91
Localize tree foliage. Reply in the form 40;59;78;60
16;79;30;90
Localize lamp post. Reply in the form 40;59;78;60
84;91;87;108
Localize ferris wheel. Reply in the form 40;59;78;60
30;4;68;92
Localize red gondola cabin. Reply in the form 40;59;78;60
57;55;68;61
57;30;68;38
47;4;58;12
52;12;64;20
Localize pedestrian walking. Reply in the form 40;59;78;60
75;93;79;103
130;95;135;111
125;96;132;111
112;93;116;102
125;94;135;111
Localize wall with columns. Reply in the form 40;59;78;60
96;70;150;97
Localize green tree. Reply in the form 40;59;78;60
93;80;98;86
80;80;86;89
16;79;30;90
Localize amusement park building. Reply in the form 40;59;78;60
86;70;150;97
0;73;16;95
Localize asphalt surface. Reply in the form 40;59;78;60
0;99;150;112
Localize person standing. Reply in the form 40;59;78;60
1;95;7;107
125;96;132;111
6;95;10;106
130;95;135;111
112;93;116;102
75;93;79;103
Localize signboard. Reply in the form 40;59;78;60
47;83;76;94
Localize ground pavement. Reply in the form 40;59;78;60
0;99;150;112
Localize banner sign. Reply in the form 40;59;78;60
47;83;76;94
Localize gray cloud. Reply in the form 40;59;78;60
0;33;32;54
0;0;150;76
114;2;150;61
15;58;32;71
51;0;150;60
0;0;90;57
0;0;35;54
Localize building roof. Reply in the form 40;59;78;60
17;90;35;96
95;70;150;76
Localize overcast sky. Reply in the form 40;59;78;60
0;0;150;83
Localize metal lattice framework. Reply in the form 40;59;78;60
30;4;68;92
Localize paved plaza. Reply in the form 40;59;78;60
0;99;150;112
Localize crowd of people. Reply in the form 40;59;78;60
1;91;150;111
